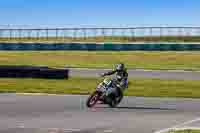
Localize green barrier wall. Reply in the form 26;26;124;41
0;43;200;51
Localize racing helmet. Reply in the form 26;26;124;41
115;63;125;72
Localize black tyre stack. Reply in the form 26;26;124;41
0;66;69;79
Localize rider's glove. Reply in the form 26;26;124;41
116;84;121;88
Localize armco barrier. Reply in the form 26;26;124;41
0;66;69;79
0;43;200;51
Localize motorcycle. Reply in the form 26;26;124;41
86;76;123;108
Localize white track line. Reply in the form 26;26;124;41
104;129;113;133
154;117;200;133
63;129;81;132
16;127;81;133
68;68;200;73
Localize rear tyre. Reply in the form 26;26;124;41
86;91;100;108
109;100;117;108
116;93;123;105
108;94;118;108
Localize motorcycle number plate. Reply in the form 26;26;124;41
103;79;112;86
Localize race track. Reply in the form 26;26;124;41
69;68;200;80
1;94;200;133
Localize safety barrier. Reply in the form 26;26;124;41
0;43;200;51
0;66;69;79
1;27;200;43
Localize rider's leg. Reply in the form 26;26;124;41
116;80;127;97
115;87;122;97
104;87;116;104
106;87;116;97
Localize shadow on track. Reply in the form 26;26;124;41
117;106;175;110
95;106;176;111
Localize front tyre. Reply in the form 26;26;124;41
86;91;100;108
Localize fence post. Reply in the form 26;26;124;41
0;29;2;38
131;28;135;42
94;28;97;42
73;28;77;41
9;29;12;40
102;28;105;42
46;29;49;41
83;28;87;41
150;27;153;42
36;29;40;40
18;29;22;42
64;29;67;42
121;28;125;42
178;27;182;42
0;30;3;42
111;28;115;42
28;29;31;40
160;27;163;41
55;28;58;43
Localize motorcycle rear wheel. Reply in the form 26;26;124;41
108;93;123;108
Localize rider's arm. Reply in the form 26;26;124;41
118;71;128;88
102;70;116;76
124;71;128;79
122;71;129;88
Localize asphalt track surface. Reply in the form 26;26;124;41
69;68;200;80
1;94;200;133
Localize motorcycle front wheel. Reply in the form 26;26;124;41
86;91;100;108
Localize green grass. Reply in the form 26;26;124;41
1;51;200;70
1;77;200;98
169;129;200;133
1;36;200;43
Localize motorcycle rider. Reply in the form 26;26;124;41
101;63;128;100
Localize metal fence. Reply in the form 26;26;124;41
0;27;200;43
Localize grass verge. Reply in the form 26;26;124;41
1;51;200;70
169;129;200;133
1;77;200;98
